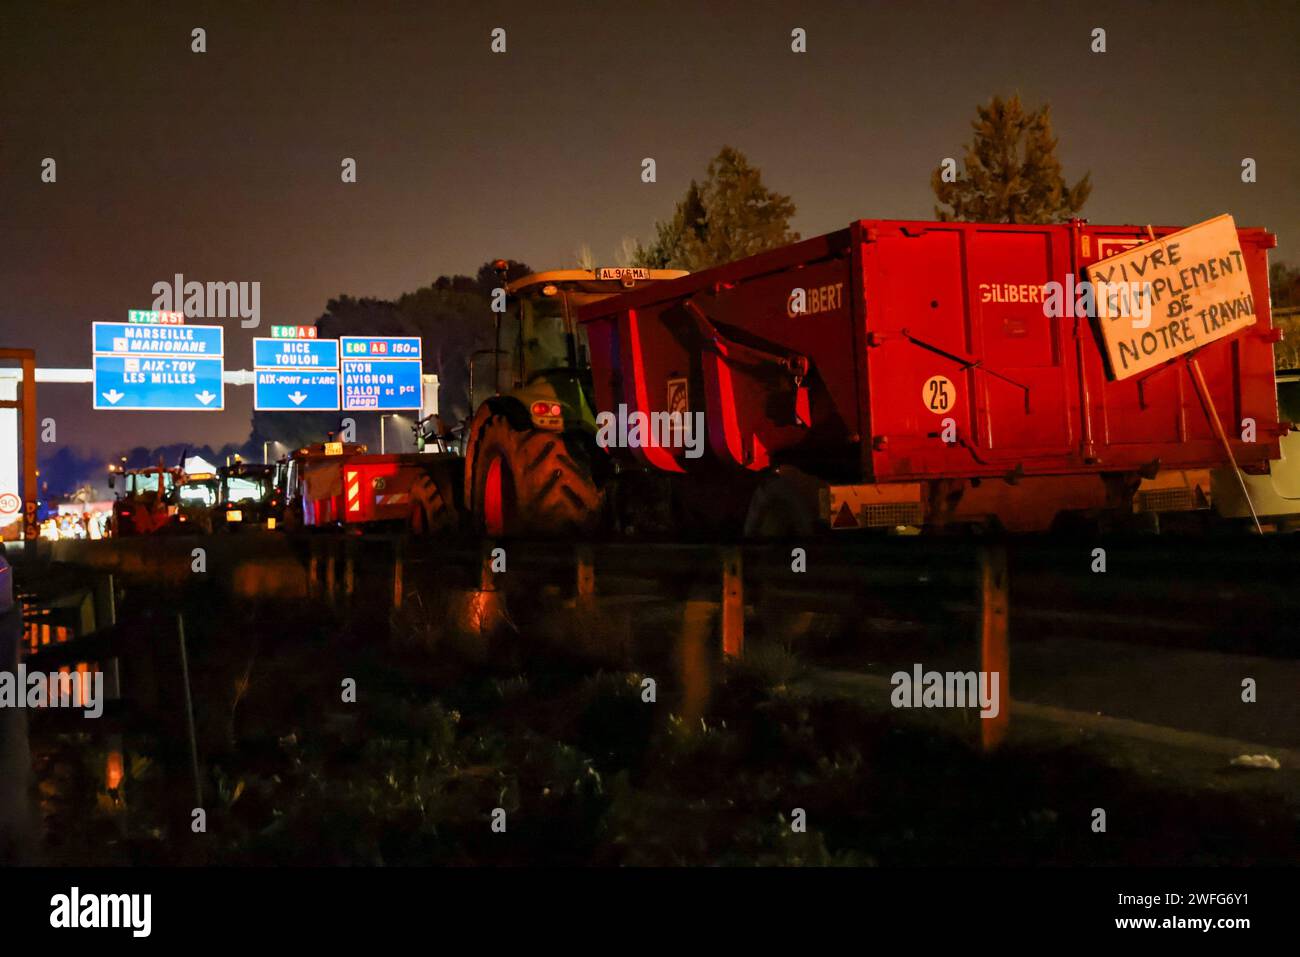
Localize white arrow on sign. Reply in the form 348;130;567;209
288;391;308;405
195;390;217;406
102;389;124;405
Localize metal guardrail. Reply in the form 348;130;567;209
12;532;1296;767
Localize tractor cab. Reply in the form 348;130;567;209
217;462;278;530
121;467;181;500
471;265;688;437
111;466;184;536
281;441;369;529
175;471;219;533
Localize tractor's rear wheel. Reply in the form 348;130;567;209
467;409;603;537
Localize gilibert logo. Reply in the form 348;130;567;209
787;282;845;318
977;282;1044;304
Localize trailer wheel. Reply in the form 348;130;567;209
409;471;454;535
467;410;603;536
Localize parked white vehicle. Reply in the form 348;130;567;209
1212;370;1300;531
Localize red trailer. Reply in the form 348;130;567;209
340;452;462;531
281;441;463;533
578;218;1283;533
281;441;367;530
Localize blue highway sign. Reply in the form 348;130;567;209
93;322;224;357
341;358;422;410
254;369;341;412
93;355;225;411
253;337;339;370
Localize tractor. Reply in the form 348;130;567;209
109;465;184;537
216;461;279;530
446;218;1281;541
174;470;219;533
278;440;368;531
415;263;687;537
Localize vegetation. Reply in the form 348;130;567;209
633;146;799;271
30;584;1297;867
1271;262;1300;370
932;94;1091;224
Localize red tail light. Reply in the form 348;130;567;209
531;402;562;417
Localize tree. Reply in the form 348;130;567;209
569;238;642;269
394;282;494;424
38;446;109;496
634;146;799;271
429;259;531;421
314;295;405;341
1270;262;1300;370
932;94;1091;224
634;183;702;269
1269;261;1300;310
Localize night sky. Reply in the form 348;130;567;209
1;0;1296;461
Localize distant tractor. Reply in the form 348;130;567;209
174;470;219;533
109;465;184;537
216;462;279;530
275;437;461;534
453;264;687;537
279;441;368;531
343;451;463;534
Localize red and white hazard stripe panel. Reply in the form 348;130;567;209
345;470;362;514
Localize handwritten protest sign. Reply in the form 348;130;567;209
1089;214;1256;380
